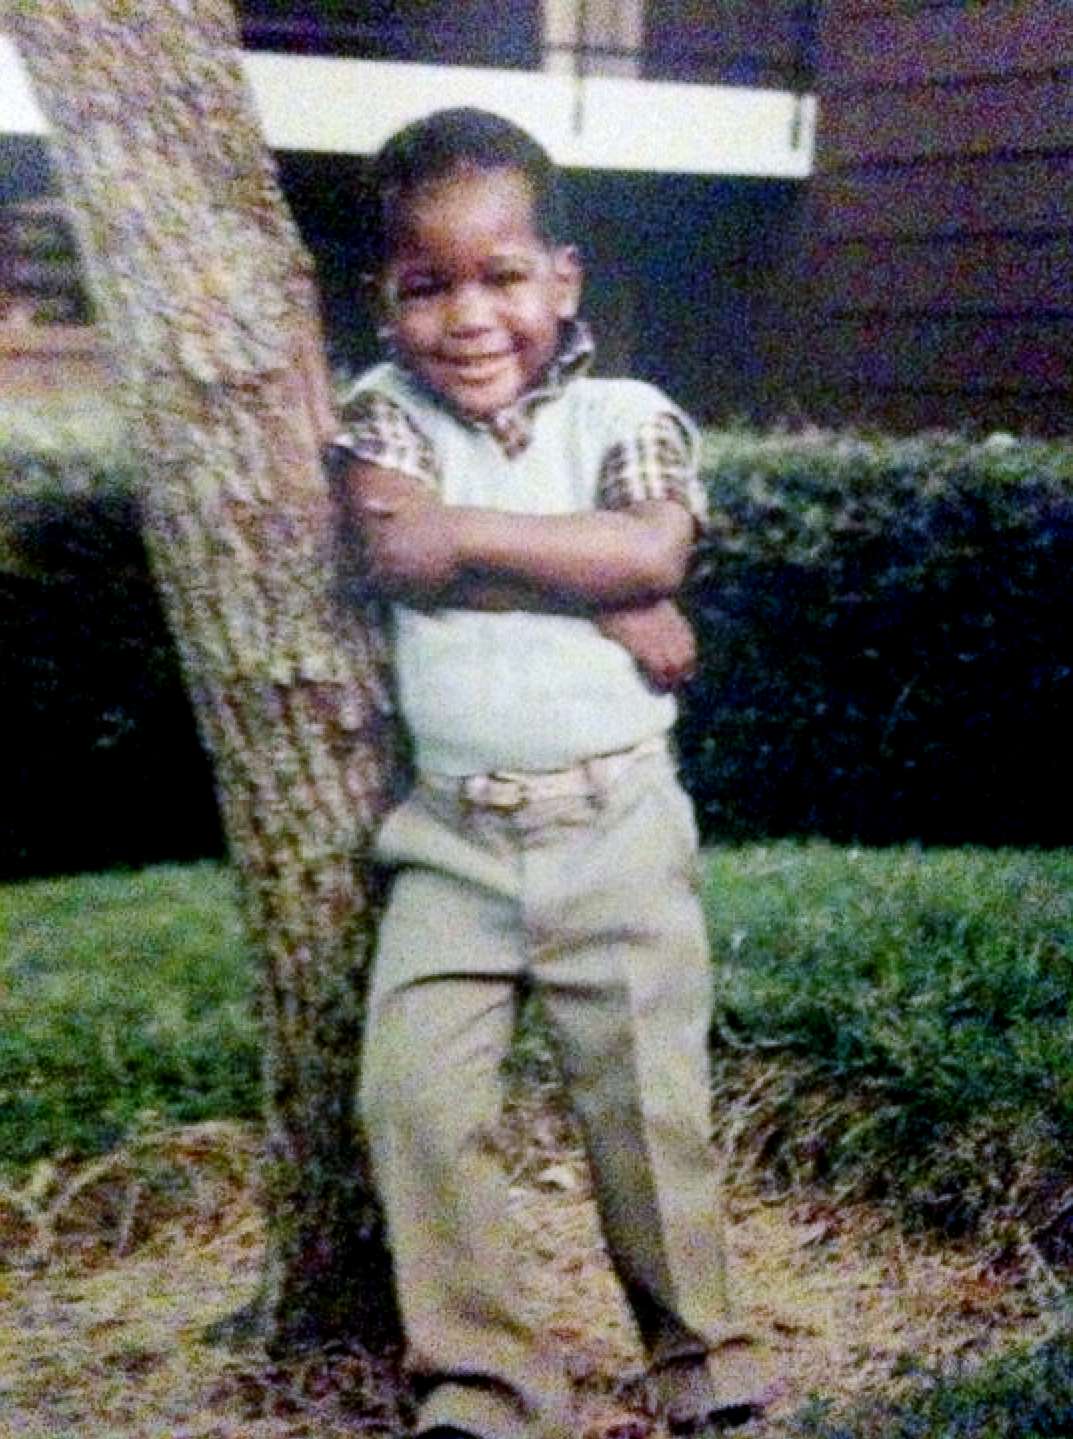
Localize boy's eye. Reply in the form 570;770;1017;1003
487;268;531;289
395;276;447;302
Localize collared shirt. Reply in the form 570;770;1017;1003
331;326;705;773
330;319;707;529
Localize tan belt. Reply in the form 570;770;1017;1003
420;735;668;811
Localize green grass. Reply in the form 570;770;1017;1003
0;861;259;1170
702;843;1073;1241
786;1326;1073;1438
5;844;1073;1255
6;850;1073;1439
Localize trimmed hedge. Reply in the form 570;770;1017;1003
5;416;1073;874
1;407;222;878
680;428;1073;844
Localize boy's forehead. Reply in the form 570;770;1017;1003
391;165;547;248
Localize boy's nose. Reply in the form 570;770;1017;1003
445;281;495;332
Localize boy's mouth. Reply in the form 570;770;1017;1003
439;350;514;376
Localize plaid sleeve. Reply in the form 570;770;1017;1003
327;389;440;492
596;411;707;531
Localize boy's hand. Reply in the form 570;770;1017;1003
598;599;697;691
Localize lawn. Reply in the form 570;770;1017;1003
702;844;1073;1244
0;861;259;1168
4;844;1073;1437
5;842;1073;1252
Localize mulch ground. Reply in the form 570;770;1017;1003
0;1092;1059;1438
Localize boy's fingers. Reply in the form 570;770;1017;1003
358;496;403;517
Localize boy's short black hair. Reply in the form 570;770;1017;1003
369;107;568;264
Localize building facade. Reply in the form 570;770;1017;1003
8;2;1071;436
0;2;815;422
793;0;1073;435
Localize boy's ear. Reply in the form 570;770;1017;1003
552;244;583;320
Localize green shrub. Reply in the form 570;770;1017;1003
0;410;222;878
682;428;1073;845
8;418;1073;873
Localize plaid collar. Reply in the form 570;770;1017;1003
399;319;595;459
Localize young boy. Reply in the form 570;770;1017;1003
331;108;764;1439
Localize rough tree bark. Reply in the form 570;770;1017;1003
4;0;405;1360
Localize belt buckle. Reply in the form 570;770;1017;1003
464;773;529;811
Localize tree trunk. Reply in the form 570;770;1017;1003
4;0;405;1360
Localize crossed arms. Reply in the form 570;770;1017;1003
341;462;698;692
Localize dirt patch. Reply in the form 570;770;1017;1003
0;1107;1060;1437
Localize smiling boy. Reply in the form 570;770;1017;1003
330;108;764;1439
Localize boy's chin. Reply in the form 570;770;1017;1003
440;379;525;419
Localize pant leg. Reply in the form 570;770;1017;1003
526;753;732;1369
361;792;573;1439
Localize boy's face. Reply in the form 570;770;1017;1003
380;166;581;419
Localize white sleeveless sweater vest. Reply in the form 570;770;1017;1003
356;363;695;774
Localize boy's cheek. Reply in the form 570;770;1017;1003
390;314;435;360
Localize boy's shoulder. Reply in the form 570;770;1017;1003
569;373;682;412
566;375;698;442
336;360;410;411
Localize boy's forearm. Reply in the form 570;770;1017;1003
375;570;616;616
413;502;694;606
597;599;697;691
437;575;589;614
344;459;694;607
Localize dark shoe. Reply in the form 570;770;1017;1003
668;1399;765;1434
657;1346;785;1434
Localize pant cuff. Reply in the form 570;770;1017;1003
418;1380;570;1439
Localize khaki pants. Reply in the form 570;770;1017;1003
361;744;730;1439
